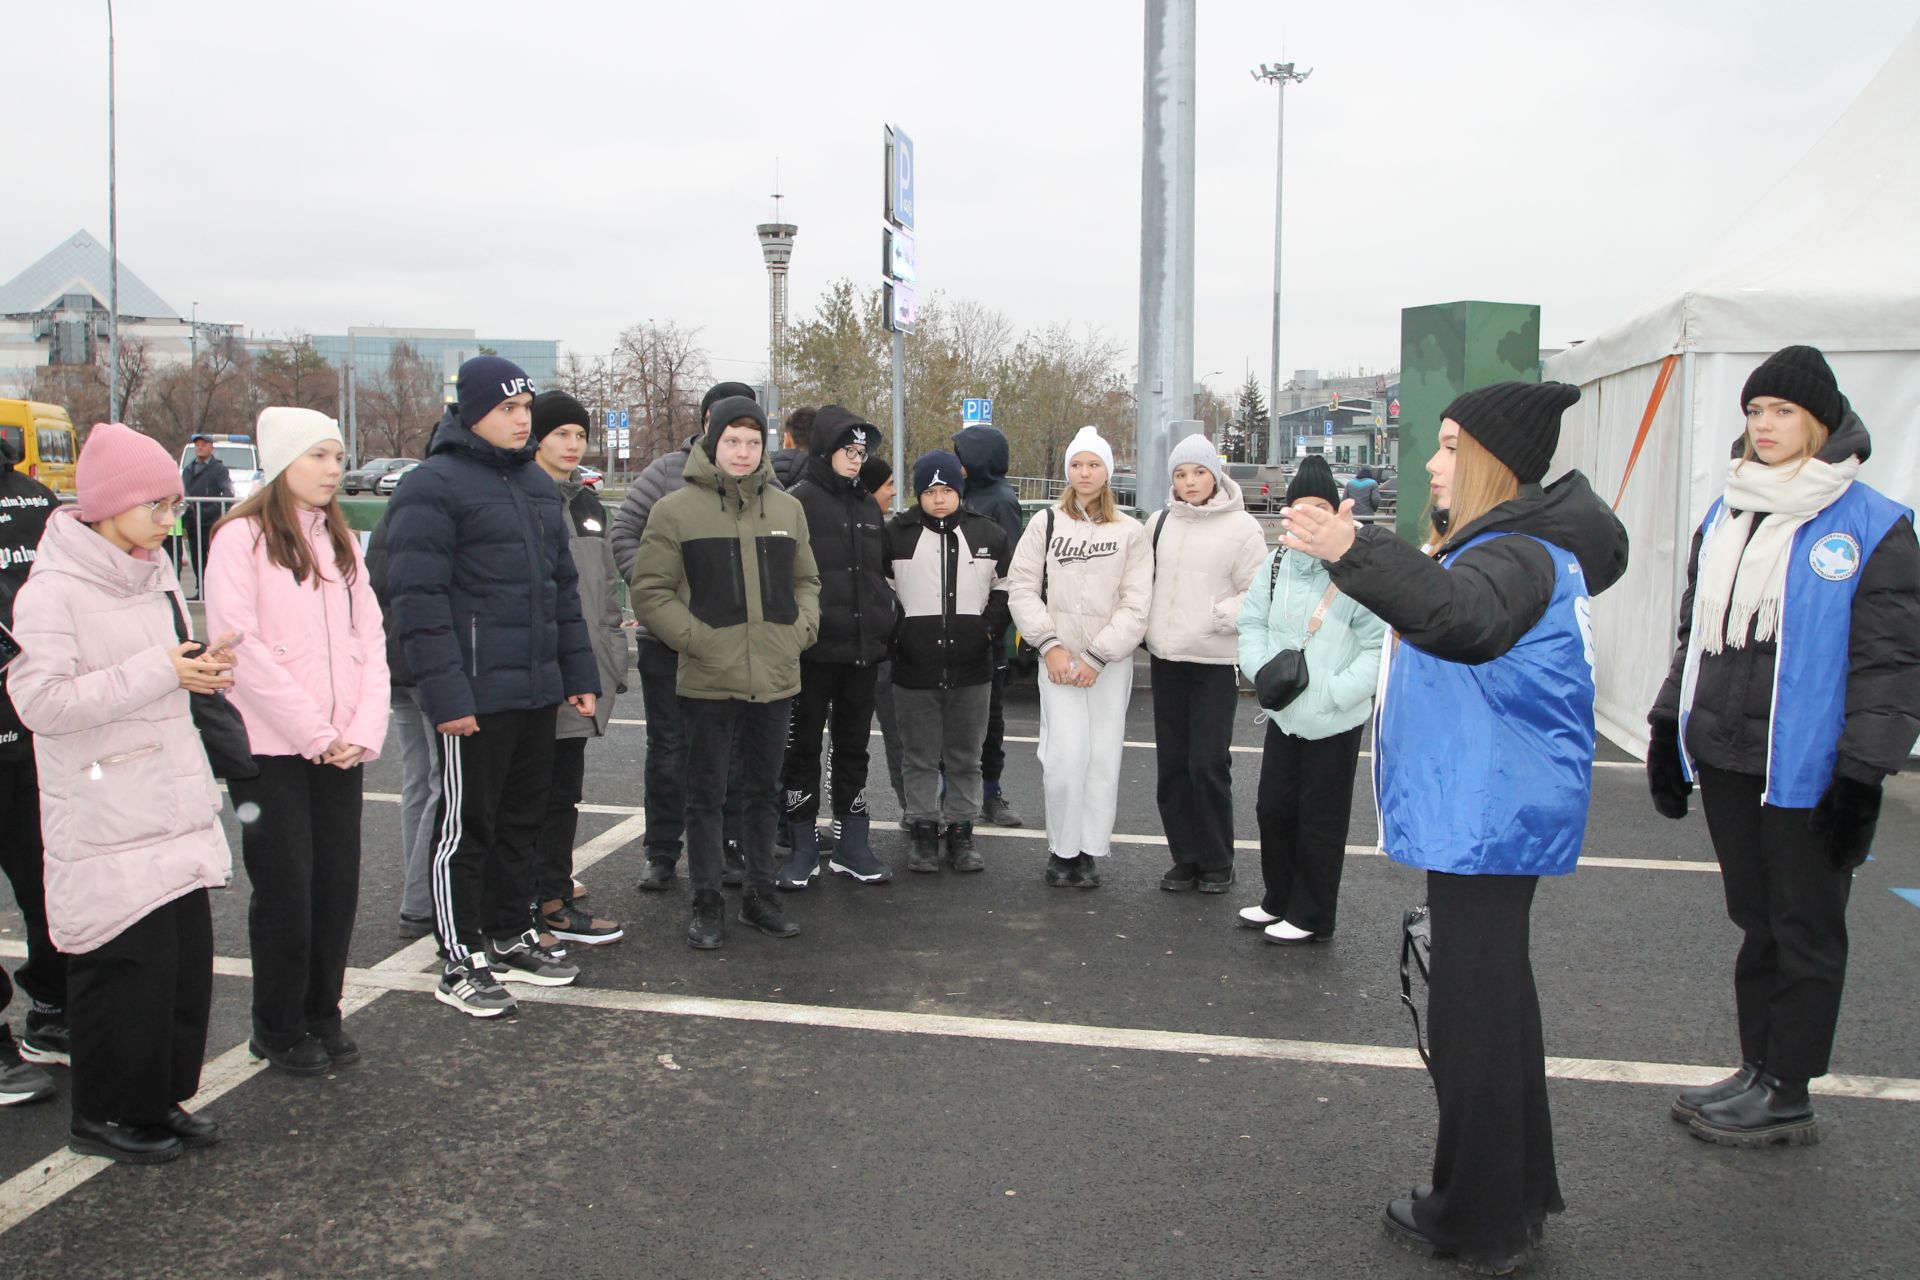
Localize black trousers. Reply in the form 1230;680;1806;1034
1151;657;1242;872
1697;765;1855;1080
229;756;364;1049
684;697;790;893
0;753;66;1015
67;889;213;1126
638;636;751;864
1415;871;1562;1264
1254;721;1364;934
782;660;878;821
430;706;557;962
534;736;589;903
981;659;1010;786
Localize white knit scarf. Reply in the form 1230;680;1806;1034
1697;453;1857;653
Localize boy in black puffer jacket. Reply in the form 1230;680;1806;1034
777;405;895;887
951;424;1027;828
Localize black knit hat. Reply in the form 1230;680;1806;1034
859;455;893;493
531;389;591;442
456;355;535;429
1440;381;1580;485
700;381;757;423
1741;345;1847;430
702;395;767;459
1285;454;1340;508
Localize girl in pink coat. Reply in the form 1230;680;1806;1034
10;423;235;1164
203;408;388;1076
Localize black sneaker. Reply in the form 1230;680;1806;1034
740;890;801;938
945;822;984;873
1044;853;1078;887
541;901;625;945
687;890;725;950
436;956;518;1017
722;839;746;888
637;859;677;892
489;930;581;986
19;1011;70;1066
0;1026;56;1107
1160;864;1200;892
980;792;1024;827
318;1029;360;1066
1073;854;1101;889
907;820;943;873
1196;868;1235;894
248;1034;330;1076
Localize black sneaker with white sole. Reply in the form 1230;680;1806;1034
19;1011;70;1066
436;957;518;1018
1;1026;56;1107
488;930;582;986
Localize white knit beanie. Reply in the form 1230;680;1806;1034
1166;432;1224;489
257;407;344;487
1063;425;1114;478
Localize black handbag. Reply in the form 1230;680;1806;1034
1400;904;1434;1074
167;594;259;782
1255;557;1340;712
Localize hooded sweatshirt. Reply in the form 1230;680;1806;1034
556;475;631;738
787;406;893;666
1143;471;1269;665
951;426;1025;550
0;465;58;761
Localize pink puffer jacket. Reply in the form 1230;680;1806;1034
9;508;231;954
202;511;389;760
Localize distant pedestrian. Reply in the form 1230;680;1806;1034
1143;434;1267;893
1235;456;1385;940
1649;345;1919;1147
1343;466;1381;518
11;422;234;1163
1280;382;1627;1272
1006;426;1152;889
179;433;232;592
204;407;389;1074
952;424;1028;828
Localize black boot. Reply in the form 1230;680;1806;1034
1045;853;1078;887
637;858;676;892
907;820;943;874
721;839;746;888
1689;1071;1818;1147
249;1034;330;1076
776;821;820;890
1073;853;1101;889
686;890;725;950
161;1105;221;1149
740;889;801;938
68;1116;184;1165
946;822;984;873
1671;1061;1763;1122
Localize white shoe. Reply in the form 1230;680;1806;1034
1262;919;1328;945
1237;905;1282;930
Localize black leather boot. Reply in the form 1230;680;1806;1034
945;822;984;873
740;890;801;938
1688;1071;1818;1146
69;1116;183;1165
162;1105;221;1148
907;820;943;873
686;890;725;950
1671;1061;1762;1122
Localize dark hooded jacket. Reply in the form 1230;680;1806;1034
1325;469;1629;664
384;407;600;725
0;463;59;760
951;426;1024;549
1652;411;1920;782
773;446;810;491
788;406;892;666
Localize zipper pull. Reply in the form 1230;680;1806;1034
90;761;102;781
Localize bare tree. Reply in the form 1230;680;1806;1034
613;321;711;467
357;341;441;459
254;333;340;415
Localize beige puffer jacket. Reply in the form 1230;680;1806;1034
1143;474;1269;665
1006;504;1153;673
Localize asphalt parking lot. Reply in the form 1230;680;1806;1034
2;678;1917;1279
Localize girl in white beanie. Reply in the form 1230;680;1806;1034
1006;427;1153;887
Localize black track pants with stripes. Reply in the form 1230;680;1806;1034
430;706;558;962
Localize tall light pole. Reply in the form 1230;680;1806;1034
1252;60;1310;465
189;301;199;433
106;0;121;421
1136;0;1197;515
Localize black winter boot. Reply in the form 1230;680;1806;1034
828;815;891;883
686;890;725;950
907;820;943;873
946;822;984;873
1671;1061;1763;1122
740;890;801;938
1689;1072;1818;1146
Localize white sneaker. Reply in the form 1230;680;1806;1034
1262;919;1327;945
1237;905;1282;930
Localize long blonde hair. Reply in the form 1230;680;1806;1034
211;474;358;587
1432;429;1520;552
1737;414;1830;471
1059;484;1120;524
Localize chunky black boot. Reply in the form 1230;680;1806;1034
161;1105;221;1149
1671;1061;1762;1122
946;822;984;873
1689;1071;1818;1147
68;1116;183;1165
1044;853;1077;887
907;821;943;873
740;889;802;938
686;890;725;950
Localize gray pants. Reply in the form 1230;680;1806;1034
389;685;442;921
871;659;907;807
895;683;992;826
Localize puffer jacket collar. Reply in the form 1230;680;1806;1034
682;438;775;511
427;406;537;470
1162;472;1249;521
35;507;171;600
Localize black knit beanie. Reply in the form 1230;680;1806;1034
531;389;591;442
1440;381;1580;485
1285;454;1340;507
700;381;758;423
702;396;767;459
1741;345;1846;430
859;455;893;493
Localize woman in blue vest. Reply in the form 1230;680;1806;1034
1280;381;1627;1274
1649;345;1920;1147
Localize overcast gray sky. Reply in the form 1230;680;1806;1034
13;0;1918;399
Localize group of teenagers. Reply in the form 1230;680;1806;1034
1;343;1914;1277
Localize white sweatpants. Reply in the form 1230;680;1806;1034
1036;653;1134;858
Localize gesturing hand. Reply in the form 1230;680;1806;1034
1279;499;1359;562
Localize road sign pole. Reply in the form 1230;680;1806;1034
890;330;906;513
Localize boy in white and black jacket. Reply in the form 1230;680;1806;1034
882;451;1012;872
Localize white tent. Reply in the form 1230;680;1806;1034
1545;20;1920;754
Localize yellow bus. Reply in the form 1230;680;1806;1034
0;400;80;494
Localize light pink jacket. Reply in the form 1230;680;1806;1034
202;511;389;760
10;508;231;954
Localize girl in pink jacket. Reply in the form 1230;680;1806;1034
10;423;235;1164
203;408;389;1077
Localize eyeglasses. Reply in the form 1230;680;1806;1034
839;444;870;461
142;499;188;522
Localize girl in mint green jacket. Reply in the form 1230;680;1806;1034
1233;460;1386;945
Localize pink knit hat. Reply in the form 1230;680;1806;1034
76;422;184;522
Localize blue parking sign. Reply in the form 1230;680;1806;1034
962;398;993;425
1323;420;1335;437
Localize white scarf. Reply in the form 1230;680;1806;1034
1697;453;1857;653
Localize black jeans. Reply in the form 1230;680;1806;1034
639;636;752;864
534;736;588;903
782;660;878;820
429;705;558;962
684;697;791;893
981;659;1010;786
229;756;364;1049
1415;870;1562;1265
1254;721;1364;934
1151;657;1241;873
1697;765;1855;1080
67;889;213;1126
0;753;66;1016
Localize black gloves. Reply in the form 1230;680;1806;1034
1647;716;1692;820
1810;774;1882;871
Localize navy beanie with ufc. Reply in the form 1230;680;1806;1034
457;356;535;428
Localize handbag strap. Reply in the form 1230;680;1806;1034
1039;507;1054;605
1303;583;1341;636
1400;905;1434;1074
165;591;191;645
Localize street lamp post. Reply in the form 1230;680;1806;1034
1251;60;1311;466
106;0;120;421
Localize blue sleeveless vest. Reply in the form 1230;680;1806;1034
1678;481;1911;807
1375;532;1597;876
